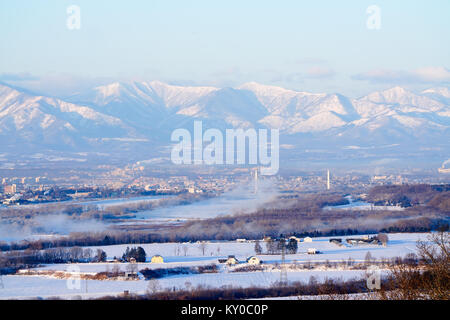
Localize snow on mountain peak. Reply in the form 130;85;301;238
239;82;296;95
422;87;450;98
0;81;448;154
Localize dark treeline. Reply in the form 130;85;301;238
1;217;446;254
172;189;449;240
101;278;370;300
140;264;218;280
366;184;450;208
0;232;163;252
0;246;107;274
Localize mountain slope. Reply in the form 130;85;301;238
0;81;448;161
0;83;133;150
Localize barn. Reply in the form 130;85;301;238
226;255;239;265
151;255;164;263
246;256;261;265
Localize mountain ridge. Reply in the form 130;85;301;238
0;81;448;161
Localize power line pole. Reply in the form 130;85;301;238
280;239;287;286
254;167;258;194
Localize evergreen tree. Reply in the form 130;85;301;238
286;238;298;254
122;247;130;261
122;246;146;262
136;246;146;262
277;238;286;254
266;239;276;255
96;249;107;262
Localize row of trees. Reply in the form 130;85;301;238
367;184;450;209
0;247;107;272
254;238;298;255
122;246;146;262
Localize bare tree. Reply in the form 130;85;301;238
198;242;208;256
146;279;162;296
83;248;93;261
378;233;389;246
111;264;121;277
126;261;138;274
254;240;262;255
378;231;449;300
365;251;373;266
69;246;83;261
182;245;189;256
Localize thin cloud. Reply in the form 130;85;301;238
305;66;336;79
352;66;450;84
271;66;335;83
0;72;39;81
294;57;327;65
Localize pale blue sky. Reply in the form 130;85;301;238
1;0;449;97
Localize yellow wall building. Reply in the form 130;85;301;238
151;255;164;263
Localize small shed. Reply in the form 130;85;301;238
151;255;164;263
304;237;313;243
246;256;261;265
124;272;139;279
329;238;342;245
307;248;318;255
226;255;239;265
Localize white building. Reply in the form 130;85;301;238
246;256;261;265
226;255;239;265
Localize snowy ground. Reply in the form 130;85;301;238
1;270;372;300
0;233;431;299
323;196;404;211
86;232;424;264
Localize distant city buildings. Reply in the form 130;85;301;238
3;184;16;194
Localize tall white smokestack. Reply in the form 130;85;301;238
254;167;258;194
327;169;330;190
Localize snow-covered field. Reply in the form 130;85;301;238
0;233;431;300
1;270;372;300
86;232;424;265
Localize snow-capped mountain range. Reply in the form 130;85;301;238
0;80;449;163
